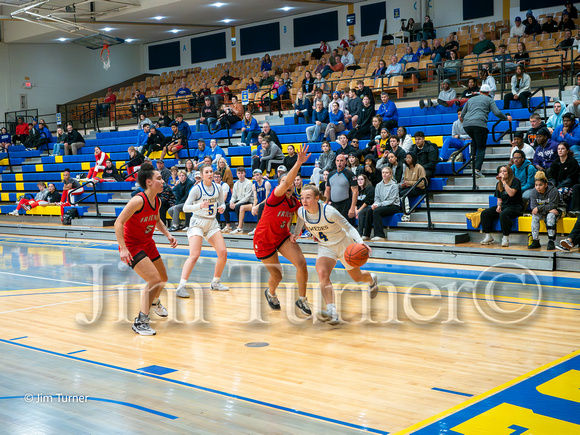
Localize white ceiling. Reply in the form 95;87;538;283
1;0;365;45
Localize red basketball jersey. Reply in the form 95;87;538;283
123;192;160;246
253;191;300;242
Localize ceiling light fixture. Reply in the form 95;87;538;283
152;16;165;20
125;39;135;42
281;7;293;12
169;29;181;33
101;27;113;32
212;2;225;7
57;37;68;42
221;19;233;23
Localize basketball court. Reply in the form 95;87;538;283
1;235;579;434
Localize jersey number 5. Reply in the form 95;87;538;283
208;204;214;216
145;224;155;234
318;232;328;242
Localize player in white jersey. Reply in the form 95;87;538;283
176;165;229;297
294;184;378;324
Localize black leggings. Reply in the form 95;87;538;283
480;205;522;236
503;91;532;109
365;204;400;238
464;125;488;171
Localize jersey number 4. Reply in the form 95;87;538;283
318;232;328;242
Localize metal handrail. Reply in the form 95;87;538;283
4;146;13;173
527;87;548;121
451;142;477;191
491;118;513;144
67;180;100;217
399;176;433;229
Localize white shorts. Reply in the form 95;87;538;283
317;236;355;270
187;217;221;241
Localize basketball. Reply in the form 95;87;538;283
344;243;369;268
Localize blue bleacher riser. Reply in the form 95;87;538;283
435;162;463;175
398;108;531;128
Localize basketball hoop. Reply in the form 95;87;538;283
101;44;111;70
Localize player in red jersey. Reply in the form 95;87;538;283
115;162;177;335
253;145;312;315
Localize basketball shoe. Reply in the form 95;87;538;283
132;312;156;336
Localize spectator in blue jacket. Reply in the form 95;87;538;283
416;39;432;58
533;127;559;171
36;120;53;150
552;113;580;164
175;81;192;98
399;46;418;65
208;138;225;165
324;101;346;141
136;123;150;152
511;149;537;207
0;127;11;150
193;138;212;170
376;92;398;131
306;100;329;142
261;54;272;72
293;90;312;125
240;111;261;145
246;78;258;92
174;113;191;138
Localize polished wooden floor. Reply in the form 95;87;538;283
0;235;579;434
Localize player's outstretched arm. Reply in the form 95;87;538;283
274;144;311;197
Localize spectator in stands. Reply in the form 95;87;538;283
385;55;404;77
261;54;272;72
332;90;346;112
339;34;358;49
261;122;281;147
446;77;480;107
362;155;382;186
328;49;340;66
565;0;579;19
136;123;150;153
480;164;523;247
214;80;231;105
314;57;327;75
282;145;297;171
509;131;535;164
356;79;375;106
440;109;471;162
557;30;575;57
12;117;27;144
196;98;218;133
527;171;561;250
156;110;172;128
301;71;315;95
36;120;52;151
347;96;375;140
341;47;356;68
399;152;426;221
323;101;346;141
246;78;258;92
23;122;39;149
174;113;191;137
347;152;361;174
313;72;329;93
87;146;109;181
160;123;187;159
142;126;166;158
197;81;212;101
430;39;447;65
9;181;50;215
149;90;161;112
566;75;580;118
559;11;576;32
138;114;153;132
462;84;511;178
283;71;293;89
217;95;243;130
208;139;225;166
125;146;145;180
344;88;362;128
419;79;456;108
547;101;564;134
218;69;235;87
364;166;401;240
557;212;580;249
167;170;194;232
130;89;148;117
412;131;439;181
525;114;547;146
510;16;525;38
443;33;459;58
154;159;171;184
355;174;375;234
306;100;329;143
228;167;253;234
384;152;404;183
350;138;368;161
239;111;260;146
542;15;559;34
193;139;211;170
216;157;234;189
198;155;214;173
478;68;497;98
0;127;11;150
60;168;84;205
471;32;495;56
63;124;85;156
397;126;414;152
365;116;384;151
96;88;116;118
416;39;432;58
213;170;232;232
417;15;435;41
533;127;559;171
259;71;275;88
175;81;192;100
52;127;65;156
442;50;460;78
548;142;580;206
376;92;398;131
103;159;123;182
321;55;345;78
511;148;537;208
514;42;530;66
313;87;330;109
503;65;531;110
491;44;517;73
551;114;580;158
325;153;358;224
335;132;356;156
523;15;541;36
319;140;336;172
293;90;312;126
404;18;417;42
185;159;195;181
400;47;416;66
372;59;388;76
258;135;285;174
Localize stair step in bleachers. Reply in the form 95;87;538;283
1;205;89;216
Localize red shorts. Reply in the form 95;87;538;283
253;234;291;260
124;240;160;269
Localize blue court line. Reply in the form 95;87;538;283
0;395;177;420
9;336;27;341
67;350;87;355
431;387;474;398
4;236;580;289
0;338;389;435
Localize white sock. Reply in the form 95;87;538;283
212;277;220;283
151;298;159;305
299;296;307;301
326;303;336;312
179;279;187;287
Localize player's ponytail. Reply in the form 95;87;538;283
302;184;327;202
137;161;156;189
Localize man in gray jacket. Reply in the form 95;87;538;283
419;79;457;108
461;84;512;178
503;64;531;109
259;137;285;174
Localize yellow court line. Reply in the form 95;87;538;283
394;349;580;435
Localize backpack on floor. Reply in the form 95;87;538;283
62;207;79;225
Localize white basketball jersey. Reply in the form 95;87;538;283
296;202;361;247
187;181;223;219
